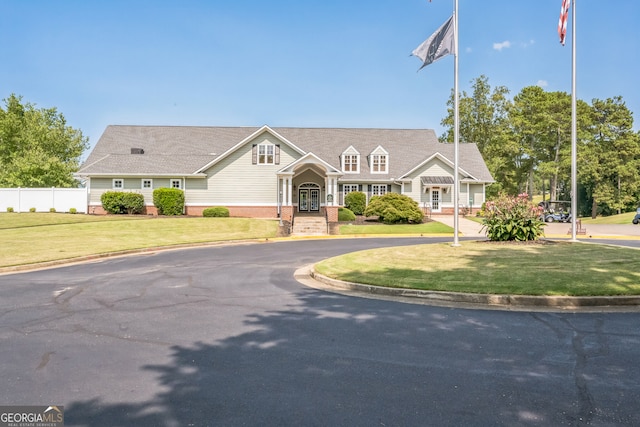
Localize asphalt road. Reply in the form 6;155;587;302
1;237;639;426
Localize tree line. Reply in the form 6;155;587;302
0;94;88;188
3;86;639;218
440;75;640;217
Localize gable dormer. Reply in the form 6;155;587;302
369;145;389;174
341;145;360;173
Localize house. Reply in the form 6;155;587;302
77;125;494;222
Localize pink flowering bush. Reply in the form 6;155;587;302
481;193;545;241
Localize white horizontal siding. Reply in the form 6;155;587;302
202;134;300;205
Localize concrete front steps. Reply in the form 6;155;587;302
291;216;328;236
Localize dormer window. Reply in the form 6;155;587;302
341;146;360;173
370;146;389;174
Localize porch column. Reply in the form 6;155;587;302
287;177;293;205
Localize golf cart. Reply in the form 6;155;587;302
633;207;640;225
538;200;572;223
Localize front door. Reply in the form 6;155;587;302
299;190;309;211
298;185;320;212
309;189;319;211
431;189;441;212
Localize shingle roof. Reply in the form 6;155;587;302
79;125;494;182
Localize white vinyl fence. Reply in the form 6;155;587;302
0;188;89;213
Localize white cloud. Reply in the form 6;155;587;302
493;40;511;51
537;80;548;87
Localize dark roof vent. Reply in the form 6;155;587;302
131;148;144;154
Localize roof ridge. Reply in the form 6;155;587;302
104;124;435;132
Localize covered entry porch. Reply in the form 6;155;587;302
276;152;342;223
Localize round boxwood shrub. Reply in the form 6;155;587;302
338;207;356;222
344;191;366;215
153;188;184;216
101;191;145;214
203;207;230;217
364;193;424;224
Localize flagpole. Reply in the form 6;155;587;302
452;0;460;246
570;0;578;242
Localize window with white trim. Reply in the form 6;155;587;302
343;154;359;173
258;143;275;164
371;154;388;173
142;179;152;189
341;146;360;173
112;179;124;189
170;179;182;189
343;184;359;195
371;184;387;196
252;142;280;165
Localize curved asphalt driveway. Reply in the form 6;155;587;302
1;237;640;426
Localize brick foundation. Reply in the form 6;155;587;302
89;203;467;220
280;206;293;223
184;205;279;218
325;206;339;223
88;205;158;216
428;206;478;216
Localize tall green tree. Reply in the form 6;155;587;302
440;75;516;195
0;94;88;187
507;87;589;201
441;75;640;216
580;96;640;216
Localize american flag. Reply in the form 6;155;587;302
558;0;570;45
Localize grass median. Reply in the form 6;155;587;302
0;213;278;268
339;222;453;235
314;241;640;296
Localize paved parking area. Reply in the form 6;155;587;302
1;237;640;426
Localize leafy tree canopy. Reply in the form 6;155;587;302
440;76;640;216
0;94;88;187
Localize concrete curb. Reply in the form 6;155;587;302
304;266;640;312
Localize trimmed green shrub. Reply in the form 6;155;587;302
481;193;545;241
364;193;424;224
121;192;145;214
338;207;356;222
153;188;184;216
203;207;230;217
50;208;56;213
69;208;77;214
29;207;36;213
6;207;14;213
344;191;366;215
101;191;145;214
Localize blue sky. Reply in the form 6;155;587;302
1;0;638;158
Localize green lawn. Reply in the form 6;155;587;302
5;213;640;298
579;211;637;225
468;212;637;225
314;241;640;296
0;213;278;267
339;222;453;235
0;212;149;229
